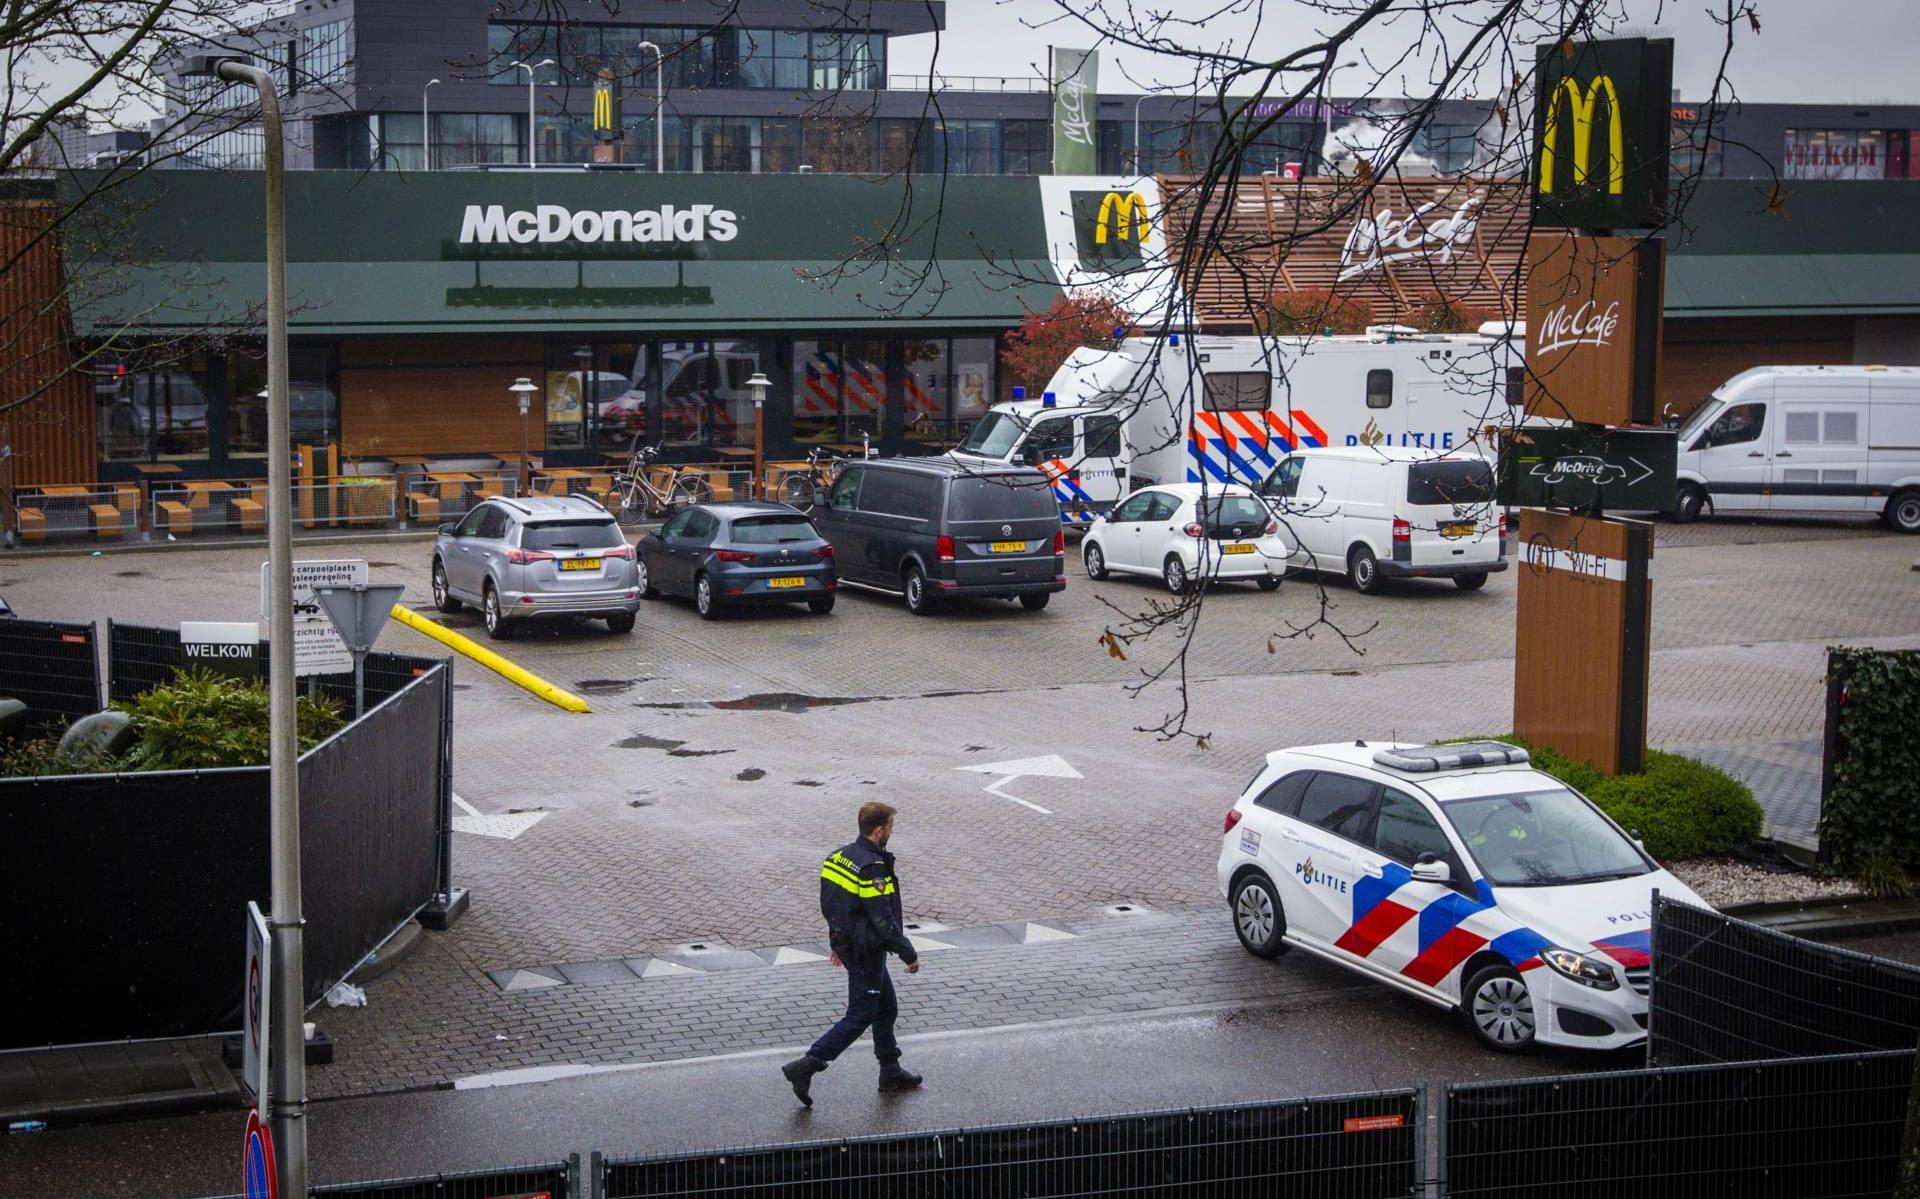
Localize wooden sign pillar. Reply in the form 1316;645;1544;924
1512;510;1654;774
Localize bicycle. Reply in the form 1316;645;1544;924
778;432;874;509
612;441;713;521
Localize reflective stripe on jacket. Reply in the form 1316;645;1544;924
818;837;916;964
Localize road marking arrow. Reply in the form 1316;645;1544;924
451;792;549;840
954;755;1083;815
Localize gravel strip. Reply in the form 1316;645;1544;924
1668;857;1863;909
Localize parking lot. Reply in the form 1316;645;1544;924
5;512;1917;1100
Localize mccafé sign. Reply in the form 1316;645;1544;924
1531;37;1673;230
459;203;739;245
1523;233;1663;428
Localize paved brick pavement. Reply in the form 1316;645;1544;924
3;515;1916;1098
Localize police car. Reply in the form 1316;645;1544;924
1217;740;1709;1052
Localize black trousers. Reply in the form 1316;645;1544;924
807;951;900;1064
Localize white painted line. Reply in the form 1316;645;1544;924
956;754;1083;780
984;774;1052;815
450;791;482;817
453;811;549;841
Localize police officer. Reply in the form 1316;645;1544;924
781;802;922;1106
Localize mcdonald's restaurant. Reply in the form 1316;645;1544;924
6;166;1920;535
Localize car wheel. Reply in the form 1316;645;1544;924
1463;963;1536;1053
605;612;636;634
808;595;836;615
1255;575;1282;592
904;565;938;616
1084;540;1109;581
695;573;722;621
1454;572;1489;592
1231;873;1288;959
1162;554;1190;594
482;585;512;640
1886;489;1920;534
431;560;460;613
1018;592;1051;612
636;557;660;600
1671;483;1706;525
1348;545;1382;595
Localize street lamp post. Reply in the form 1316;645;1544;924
182;51;305;1199
422;78;440;171
638;41;664;172
1314;60;1359;175
745;372;771;498
1133;94;1151;175
512;59;555;167
510;378;538;494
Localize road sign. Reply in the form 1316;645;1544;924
264;560;365;677
313;583;407;717
243;1107;278;1199
1498;426;1677;513
242;902;270;1116
181;622;261;680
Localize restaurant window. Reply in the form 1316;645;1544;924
594;343;647;452
762;118;803;173
660;341;717;447
227;346;339;457
692;117;758;173
1004;120;1052;175
878;118;929;174
904;339;949;448
792;339;884;445
793;338;836;444
98;353;212;463
953;338;995;432
537;114;593;165
545;342;597;451
803;118;874;174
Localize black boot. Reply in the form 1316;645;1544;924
878;1063;923;1093
781;1055;827;1107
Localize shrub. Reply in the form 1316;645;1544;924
1455;736;1763;861
115;670;344;771
1400;295;1505;334
0;725;118;778
998;294;1133;397
1257;287;1374;336
1821;649;1920;878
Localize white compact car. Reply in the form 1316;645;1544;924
1257;446;1507;594
1082;483;1289;593
1217;740;1709;1052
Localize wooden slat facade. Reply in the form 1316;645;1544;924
339;335;544;456
1158;175;1531;330
0;200;96;485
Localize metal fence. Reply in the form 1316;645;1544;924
10;482;139;542
1444;1050;1911;1199
601;1091;1422;1199
313;1158;579;1199
1649;894;1920;1065
0;617;100;735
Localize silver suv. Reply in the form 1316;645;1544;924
431;496;640;638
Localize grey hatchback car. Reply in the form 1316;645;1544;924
638;502;837;619
431;496;640;639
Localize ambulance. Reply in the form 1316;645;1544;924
950;325;1525;525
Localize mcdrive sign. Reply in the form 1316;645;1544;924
1532;37;1673;230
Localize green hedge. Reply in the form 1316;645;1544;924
1470;737;1763;861
1822;648;1920;875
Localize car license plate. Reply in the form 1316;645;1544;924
1442;522;1475;539
989;541;1025;553
1221;543;1255;555
561;558;601;571
768;577;806;589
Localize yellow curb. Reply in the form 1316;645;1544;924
388;604;591;713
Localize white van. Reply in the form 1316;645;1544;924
1671;365;1920;532
1256;446;1508;593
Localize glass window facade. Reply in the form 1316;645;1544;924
299;18;352;87
486;22;884;91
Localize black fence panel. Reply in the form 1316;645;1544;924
1444;1050;1910;1199
312;1158;577;1199
299;665;447;1006
603;1092;1421;1199
0;617;101;735
1650;895;1920;1064
0;767;269;1047
108;621;443;710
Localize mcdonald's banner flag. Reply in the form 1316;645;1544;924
1051;48;1099;175
592;74;621;143
1531;37;1673;230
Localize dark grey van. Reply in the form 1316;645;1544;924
810;458;1066;615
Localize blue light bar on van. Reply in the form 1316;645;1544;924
1012;386;1025;400
1372;742;1531;773
1043;391;1057;407
1168;333;1180;346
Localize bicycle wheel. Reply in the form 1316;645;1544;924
671;474;713;510
779;473;815;507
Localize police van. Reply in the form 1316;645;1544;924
949;326;1524;526
1218;740;1709;1052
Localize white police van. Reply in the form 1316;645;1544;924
1217;740;1708;1052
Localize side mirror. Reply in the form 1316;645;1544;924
813;487;831;509
1411;855;1452;884
1629;828;1644;845
438;522;455;536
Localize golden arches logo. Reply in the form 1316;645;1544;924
592;82;615;133
1093;191;1150;246
1538;74;1624;196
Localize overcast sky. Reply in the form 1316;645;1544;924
888;0;1920;106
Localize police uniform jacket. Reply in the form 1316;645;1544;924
819;837;917;964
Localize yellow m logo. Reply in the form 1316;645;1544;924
1093;191;1150;245
1538;74;1624;196
593;84;613;132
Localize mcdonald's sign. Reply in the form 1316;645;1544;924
1073;189;1151;267
592;74;620;143
1531;38;1672;230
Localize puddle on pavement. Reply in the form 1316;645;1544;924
578;679;645;696
628;799;655;808
635;688;1006;715
735;768;766;782
115;571;145;578
368;561;400;568
668;747;733;757
795;780;824;788
618;733;686;751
